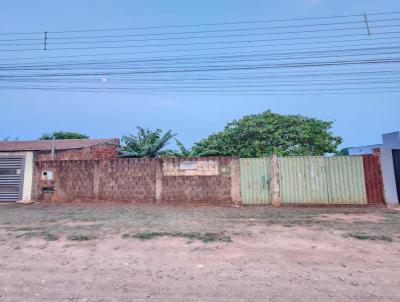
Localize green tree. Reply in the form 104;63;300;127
39;131;89;140
172;139;219;157
192;110;342;157
336;147;352;156
120;127;176;158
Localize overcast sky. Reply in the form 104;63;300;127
1;0;399;148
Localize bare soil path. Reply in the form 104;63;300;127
0;203;399;302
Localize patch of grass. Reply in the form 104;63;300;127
15;231;43;239
67;234;96;241
124;231;232;243
13;226;45;232
346;233;393;242
43;233;59;241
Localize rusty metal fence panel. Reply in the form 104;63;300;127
362;155;385;204
325;156;367;204
279;157;329;204
240;158;271;204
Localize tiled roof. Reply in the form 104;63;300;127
0;138;119;152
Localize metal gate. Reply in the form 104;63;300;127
239;158;271;204
278;156;367;205
392;150;400;201
279;157;329;204
0;156;25;202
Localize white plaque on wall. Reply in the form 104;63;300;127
179;161;198;170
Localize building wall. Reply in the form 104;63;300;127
382;132;400;149
0;151;34;202
349;144;382;155
35;142;119;161
349;131;400;155
33;157;239;205
375;148;399;205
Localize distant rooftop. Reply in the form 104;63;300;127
0;138;119;152
349;131;399;155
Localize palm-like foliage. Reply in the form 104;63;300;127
173;139;220;157
120;127;176;158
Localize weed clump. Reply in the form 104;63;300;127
346;233;392;242
67;234;96;241
43;234;59;241
123;231;231;243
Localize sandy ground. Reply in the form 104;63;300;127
0;204;399;302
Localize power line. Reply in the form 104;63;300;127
47;19;396;40
3;51;400;73
0;12;399;96
4;50;399;71
2;68;399;83
0;13;368;36
15;24;400;48
3;30;400;53
0;19;381;42
2;23;400;49
2;11;400;36
1;78;399;88
1;85;399;96
2;45;399;70
1;84;399;92
0;24;380;47
2;58;400;78
3;17;399;44
2;35;399;62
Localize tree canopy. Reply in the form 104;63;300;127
120;127;176;158
39;131;89;140
337;147;352;156
171;139;219;157
192;110;342;157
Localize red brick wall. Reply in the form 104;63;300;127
33;157;240;205
34;160;95;203
35;143;119;161
160;157;237;205
95;159;156;202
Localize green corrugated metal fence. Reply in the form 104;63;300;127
278;157;329;204
240;158;271;204
279;156;367;205
240;156;368;205
325;156;366;204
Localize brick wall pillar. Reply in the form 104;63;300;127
92;160;101;200
230;158;241;205
271;154;281;207
155;159;163;202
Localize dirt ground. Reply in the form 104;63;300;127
0;203;399;302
